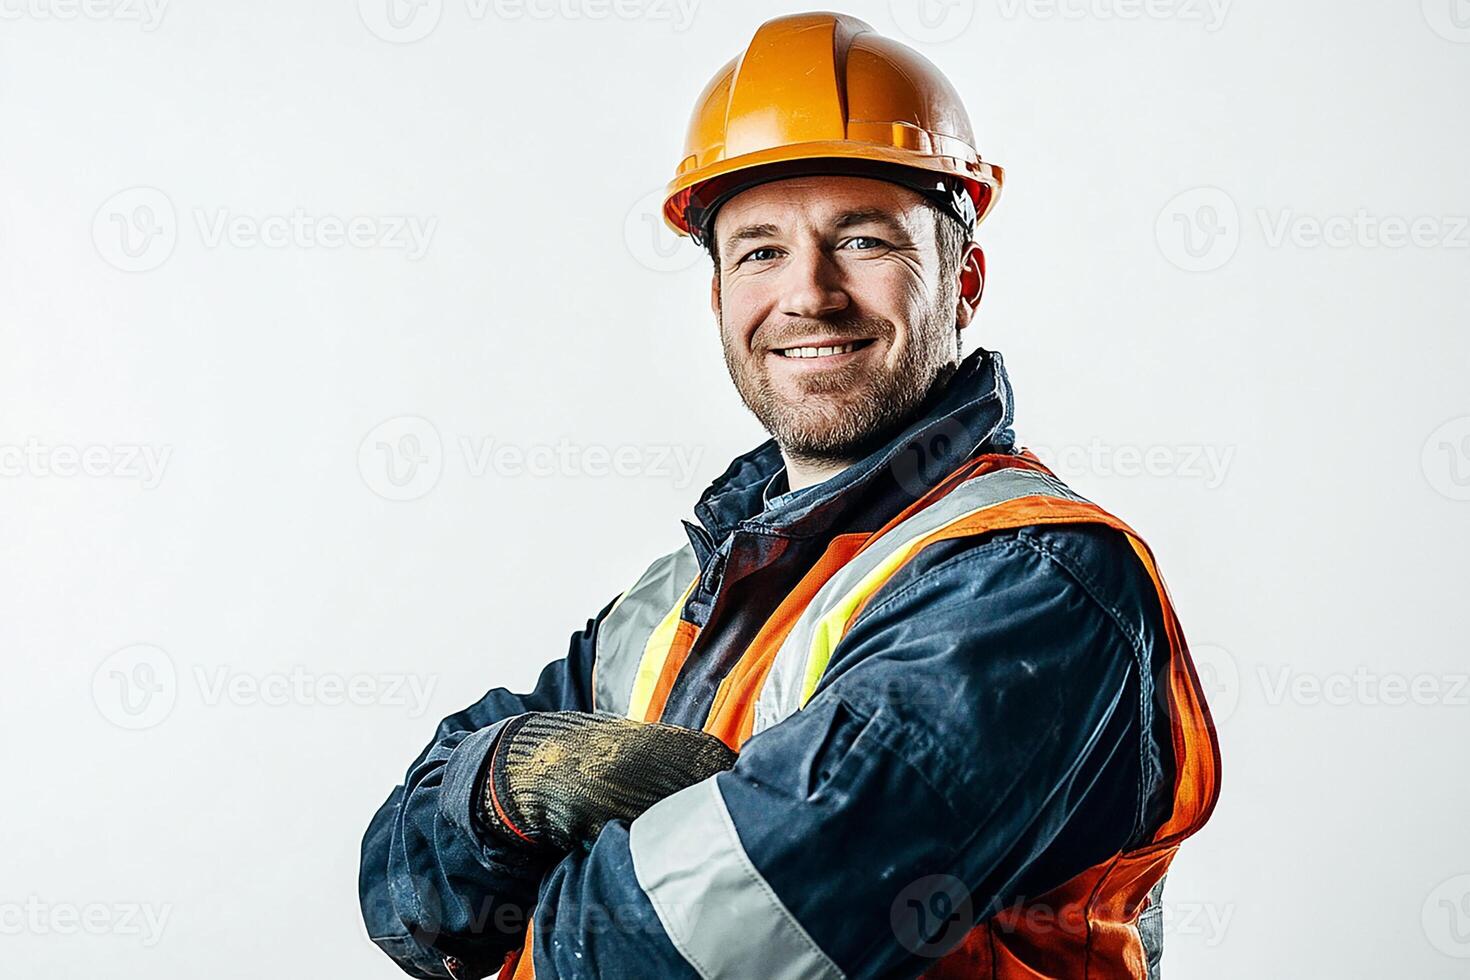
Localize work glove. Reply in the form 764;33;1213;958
478;710;738;855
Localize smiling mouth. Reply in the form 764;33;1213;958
772;339;876;358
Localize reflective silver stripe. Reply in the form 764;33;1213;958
593;543;699;716
629;776;846;980
753;466;1088;734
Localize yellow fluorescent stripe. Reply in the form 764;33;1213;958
796;499;1139;708
627;576;700;720
799;538;929;707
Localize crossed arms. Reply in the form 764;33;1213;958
359;524;1169;979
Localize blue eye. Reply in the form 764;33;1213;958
841;236;884;250
742;247;780;263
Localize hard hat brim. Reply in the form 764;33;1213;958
663;141;1003;243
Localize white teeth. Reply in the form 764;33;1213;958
778;342;862;358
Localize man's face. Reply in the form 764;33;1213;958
711;175;975;465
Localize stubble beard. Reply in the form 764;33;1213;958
719;295;959;467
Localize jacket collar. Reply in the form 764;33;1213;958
690;345;1017;543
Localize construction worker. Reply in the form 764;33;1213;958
359;12;1220;979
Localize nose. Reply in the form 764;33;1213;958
778;244;850;320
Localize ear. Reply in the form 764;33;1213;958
954;242;985;332
709;270;721;318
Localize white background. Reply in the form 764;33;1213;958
2;0;1467;976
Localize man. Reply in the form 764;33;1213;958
359;12;1220;980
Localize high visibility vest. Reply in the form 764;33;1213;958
503;452;1221;979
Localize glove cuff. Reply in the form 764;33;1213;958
477;714;554;856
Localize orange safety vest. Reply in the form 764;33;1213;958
502;452;1221;979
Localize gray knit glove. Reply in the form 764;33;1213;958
478;710;738;854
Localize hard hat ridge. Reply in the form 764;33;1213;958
662;11;1003;245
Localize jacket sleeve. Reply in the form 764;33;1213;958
524;525;1171;980
358;593;620;979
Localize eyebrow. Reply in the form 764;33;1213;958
832;208;907;237
719;209;910;263
719;222;781;263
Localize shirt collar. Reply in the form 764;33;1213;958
760;467;788;509
759;465;822;512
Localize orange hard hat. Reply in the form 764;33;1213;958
662;11;1003;246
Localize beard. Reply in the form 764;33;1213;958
719;292;959;467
